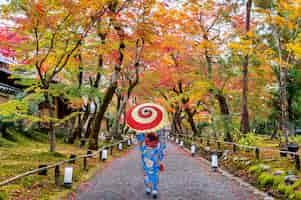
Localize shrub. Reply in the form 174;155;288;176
258;172;274;187
238;133;257;146
249;165;263;176
277;183;294;197
249;164;270;176
292;180;301;190
293;192;301;200
0;192;7;200
272;176;284;189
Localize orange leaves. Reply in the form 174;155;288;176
40;64;49;73
136;22;157;43
69;98;84;109
232;14;245;29
35;2;45;16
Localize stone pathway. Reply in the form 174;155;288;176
72;142;267;200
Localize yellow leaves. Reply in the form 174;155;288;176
278;0;289;10
287;21;295;31
228;42;241;50
198;40;215;50
286;43;301;59
136;22;157;43
162;54;175;66
157;2;167;14
272;15;286;26
246;31;254;38
263;48;275;58
228;38;253;55
264;1;301;30
194;111;210;122
188;80;210;101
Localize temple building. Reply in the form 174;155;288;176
0;54;21;103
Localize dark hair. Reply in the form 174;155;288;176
147;133;158;141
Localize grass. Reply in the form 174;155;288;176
0;129;129;200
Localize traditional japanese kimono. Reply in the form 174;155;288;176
136;130;166;197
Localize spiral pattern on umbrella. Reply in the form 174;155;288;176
126;103;168;132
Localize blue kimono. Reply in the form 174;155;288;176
136;131;166;192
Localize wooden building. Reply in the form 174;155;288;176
0;54;21;103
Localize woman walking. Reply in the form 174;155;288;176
125;103;168;198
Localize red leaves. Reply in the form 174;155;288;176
0;48;15;57
0;27;25;57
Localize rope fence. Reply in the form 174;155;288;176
0;138;132;187
172;134;301;170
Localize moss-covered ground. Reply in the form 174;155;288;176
0;129;128;200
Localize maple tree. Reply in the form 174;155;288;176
0;0;300;150
1;0;121;151
253;0;301;145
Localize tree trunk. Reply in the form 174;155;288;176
171;107;182;135
112;96;127;140
85;115;94;139
216;93;232;142
240;0;252;134
0;123;8;138
241;55;250;133
171;112;179;135
280;67;290;145
67;116;78;144
45;95;56;152
185;108;198;135
288;93;294;121
88;82;118;149
270;120;278;140
88;25;125;149
105;117;110;132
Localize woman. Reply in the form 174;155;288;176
136;131;166;199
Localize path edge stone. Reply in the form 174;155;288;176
179;145;274;200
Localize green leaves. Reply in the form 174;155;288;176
48;83;103;100
0;100;29;121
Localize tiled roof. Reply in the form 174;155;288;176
0;82;21;95
0;54;16;65
0;54;15;74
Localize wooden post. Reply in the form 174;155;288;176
69;154;76;164
83;157;88;171
87;150;93;158
110;146;113;155
255;148;260;160
99;150;102;161
233;144;236;153
217;142;221;150
55;165;60;186
38;165;47;176
295;154;300;170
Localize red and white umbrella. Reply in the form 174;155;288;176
125;103;168;133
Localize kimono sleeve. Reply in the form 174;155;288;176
136;133;144;142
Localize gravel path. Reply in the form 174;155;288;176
72;142;266;200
